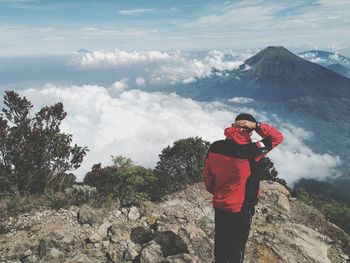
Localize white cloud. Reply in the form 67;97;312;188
299;52;328;64
152;50;246;84
135;77;146;86
110;78;129;95
72;49;177;69
299;50;350;67
228;97;254;104
183;77;197;84
118;8;155;16
73;49;245;85
19;84;341;186
264;124;341;185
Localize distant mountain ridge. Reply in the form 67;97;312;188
236;46;350;100
299;50;350;68
173;46;350;102
299;50;350;78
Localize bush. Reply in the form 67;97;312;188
256;157;289;189
84;155;156;206
153;137;210;198
65;184;98;206
293;187;350;234
0;91;88;195
44;190;71;210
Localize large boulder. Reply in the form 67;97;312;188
128;206;141;221
163;253;201;263
259;181;291;215
140;241;164;263
38;229;83;263
108;222;130;243
77;205;104;225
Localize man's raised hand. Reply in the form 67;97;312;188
235;120;256;131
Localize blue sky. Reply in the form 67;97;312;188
0;0;350;55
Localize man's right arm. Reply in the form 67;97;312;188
237;122;284;159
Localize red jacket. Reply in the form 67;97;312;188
202;123;284;213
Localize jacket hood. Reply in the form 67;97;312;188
224;126;252;144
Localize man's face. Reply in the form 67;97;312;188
233;121;253;133
230;123;252;138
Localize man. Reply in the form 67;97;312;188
202;113;284;263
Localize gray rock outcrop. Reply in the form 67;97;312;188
0;181;349;263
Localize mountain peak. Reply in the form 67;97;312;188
245;46;299;66
265;46;289;51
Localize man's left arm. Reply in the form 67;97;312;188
235;121;284;159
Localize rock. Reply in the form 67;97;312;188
109;223;130;243
128;206;140;221
163;253;201;263
1;181;349;263
26;254;39;263
39;247;65;263
260;181;291;215
102;240;110;248
88;231;103;243
153;230;188;257
125;240;140;260
24;249;32;256
77;205;104;225
277;193;290;214
38;229;82;258
106;241;137;262
97;221;112;239
140;241;164;263
65;252;103;263
130;226;153;244
147;213;160;225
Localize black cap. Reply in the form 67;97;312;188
235;113;256;122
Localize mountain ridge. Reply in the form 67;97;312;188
1;181;349;262
174;46;350;102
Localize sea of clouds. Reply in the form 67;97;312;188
21;84;341;185
70;49;254;85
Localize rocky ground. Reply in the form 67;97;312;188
0;181;349;263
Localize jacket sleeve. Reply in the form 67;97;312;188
202;151;215;194
237;123;284;159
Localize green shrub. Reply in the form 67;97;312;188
154;137;210;198
256;157;289;190
44;191;71;210
84;155;156;206
0;91;88;195
293;187;350;234
65;184;97;206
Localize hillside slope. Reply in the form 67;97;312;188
0;181;349;263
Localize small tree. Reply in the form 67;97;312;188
154;137;210;198
257;157;288;189
84;155;156;206
0;91;88;195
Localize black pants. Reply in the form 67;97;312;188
214;207;254;263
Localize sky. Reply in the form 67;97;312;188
0;0;350;55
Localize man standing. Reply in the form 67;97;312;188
202;113;284;263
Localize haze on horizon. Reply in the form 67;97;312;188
0;0;349;56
